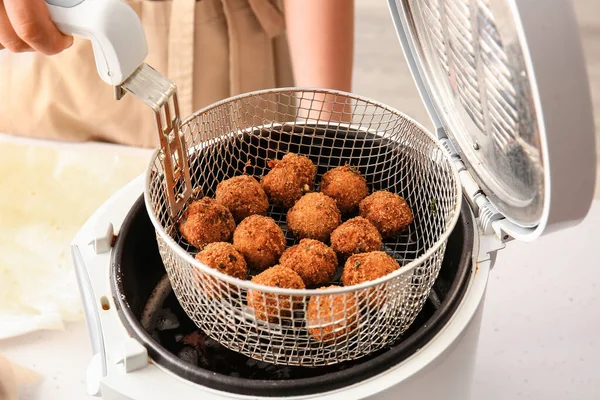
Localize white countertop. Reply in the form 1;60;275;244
471;200;600;400
1;200;599;400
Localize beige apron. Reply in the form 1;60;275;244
0;0;294;148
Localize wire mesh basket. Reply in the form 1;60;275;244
144;88;462;366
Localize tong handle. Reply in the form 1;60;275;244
46;0;191;218
46;0;148;86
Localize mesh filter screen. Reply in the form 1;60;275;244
402;0;544;226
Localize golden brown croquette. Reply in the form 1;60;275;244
194;242;247;299
330;217;382;259
233;215;286;270
279;239;338;287
341;251;401;307
320;165;369;214
179;197;236;249
341;251;401;287
261;153;316;208
306;285;359;343
215;175;269;223
286;192;341;243
195;242;247;280
247;265;306;323
359;191;414;238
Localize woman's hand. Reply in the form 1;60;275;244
0;0;72;54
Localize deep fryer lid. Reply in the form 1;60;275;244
387;0;596;240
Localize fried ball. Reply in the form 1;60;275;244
215;175;269;223
306;286;359;343
341;251;401;287
330;217;382;260
261;153;316;208
233;215;286;270
279;239;338;287
320;165;369;214
342;251;401;308
359;191;414;238
247;265;306;323
286;192;341;243
195;242;247;279
194;242;247;299
179;197;236;249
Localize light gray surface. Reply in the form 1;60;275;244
473;201;600;400
353;0;433;130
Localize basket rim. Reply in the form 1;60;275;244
143;87;463;296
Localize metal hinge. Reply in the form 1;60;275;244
439;136;512;243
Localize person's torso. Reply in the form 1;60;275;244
0;0;293;148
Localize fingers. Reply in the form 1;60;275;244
2;0;73;55
0;2;32;53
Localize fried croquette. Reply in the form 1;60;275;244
341;251;401;308
247;265;306;323
261;153;316;208
279;239;338;287
286;192;341;242
341;251;401;287
320;165;369;214
194;242;247;298
330;217;382;259
306;285;359;343
215;175;269;223
359;191;414;238
179;197;236;249
233;215;286;270
195;242;247;280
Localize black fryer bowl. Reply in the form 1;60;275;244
110;192;473;397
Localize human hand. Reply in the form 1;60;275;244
0;0;73;54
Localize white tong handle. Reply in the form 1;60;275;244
45;0;148;86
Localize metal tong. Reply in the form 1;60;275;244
46;0;192;217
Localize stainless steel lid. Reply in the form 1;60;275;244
388;0;596;240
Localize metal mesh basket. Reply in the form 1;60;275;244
144;88;462;366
